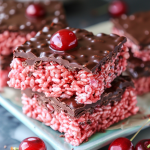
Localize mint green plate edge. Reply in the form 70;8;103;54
0;95;143;150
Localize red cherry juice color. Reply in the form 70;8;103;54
26;4;45;18
19;137;47;150
108;137;134;150
108;0;127;17
50;29;78;51
135;139;150;150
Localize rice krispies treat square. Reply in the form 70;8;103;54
112;11;150;61
0;0;66;55
0;0;67;90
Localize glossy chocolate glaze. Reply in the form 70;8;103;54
22;75;134;118
14;23;126;73
0;54;12;70
0;0;67;34
127;51;150;79
112;11;150;48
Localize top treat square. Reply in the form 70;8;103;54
9;23;128;104
112;11;150;47
14;23;126;73
0;0;67;33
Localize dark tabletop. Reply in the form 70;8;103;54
1;0;150;149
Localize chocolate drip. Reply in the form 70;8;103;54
0;0;67;34
14;23;126;73
112;11;150;49
127;51;150;79
22;75;134;118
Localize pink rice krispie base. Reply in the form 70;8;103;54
112;28;150;61
0;31;36;55
0;67;10;92
133;76;150;95
8;45;129;104
22;87;139;146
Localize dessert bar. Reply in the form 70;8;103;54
112;11;150;61
22;76;139;146
8;23;129;104
0;0;67;90
127;51;150;95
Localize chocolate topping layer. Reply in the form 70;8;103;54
127;51;150;79
112;11;150;48
14;23;126;73
0;54;13;70
0;0;67;33
22;75;134;118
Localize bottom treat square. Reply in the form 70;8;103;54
21;76;139;146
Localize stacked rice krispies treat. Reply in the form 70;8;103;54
0;0;67;91
112;11;150;95
8;23;139;146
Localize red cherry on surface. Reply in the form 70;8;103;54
108;137;134;150
135;139;150;150
108;0;127;17
26;4;45;18
19;137;46;150
50;29;78;51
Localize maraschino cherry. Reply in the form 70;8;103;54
11;137;46;150
108;0;127;17
50;29;78;51
19;137;46;150
26;4;45;18
135;139;150;150
108;137;134;150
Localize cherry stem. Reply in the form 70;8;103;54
147;144;150;148
10;147;19;150
130;118;150;142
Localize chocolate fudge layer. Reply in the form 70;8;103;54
8;23;129;104
0;0;67;34
112;11;150;61
22;75;138;146
112;12;150;47
22;75;134;118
